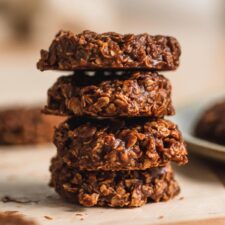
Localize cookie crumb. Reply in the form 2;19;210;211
179;196;184;200
44;216;53;220
158;216;164;219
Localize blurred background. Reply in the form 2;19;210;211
0;0;224;107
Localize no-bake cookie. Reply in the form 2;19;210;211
37;30;181;71
44;71;175;118
195;100;225;145
0;107;64;145
54;117;187;170
50;157;180;207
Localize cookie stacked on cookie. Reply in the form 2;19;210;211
37;30;188;207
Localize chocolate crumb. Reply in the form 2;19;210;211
44;216;53;220
158;216;164;219
179;196;184;200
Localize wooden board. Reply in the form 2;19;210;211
0;146;225;225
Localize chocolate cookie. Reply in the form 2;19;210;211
44;71;175;118
0;107;64;145
54;117;187;170
50;157;180;207
195;100;225;145
37;30;181;71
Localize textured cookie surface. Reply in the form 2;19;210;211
195;100;225;145
0;107;64;145
37;30;181;71
54;117;188;170
44;71;175;118
50;157;180;207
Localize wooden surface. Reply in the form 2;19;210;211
0;146;225;225
162;217;225;225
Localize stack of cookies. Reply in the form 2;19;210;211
37;30;188;207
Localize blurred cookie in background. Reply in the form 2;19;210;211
0;106;64;145
0;211;38;225
0;0;42;42
195;100;225;145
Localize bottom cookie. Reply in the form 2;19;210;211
50;157;180;207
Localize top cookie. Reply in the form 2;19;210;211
37;30;181;71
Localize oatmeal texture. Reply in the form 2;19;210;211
50;157;180;207
54;117;188;170
44;71;175;118
37;30;181;71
